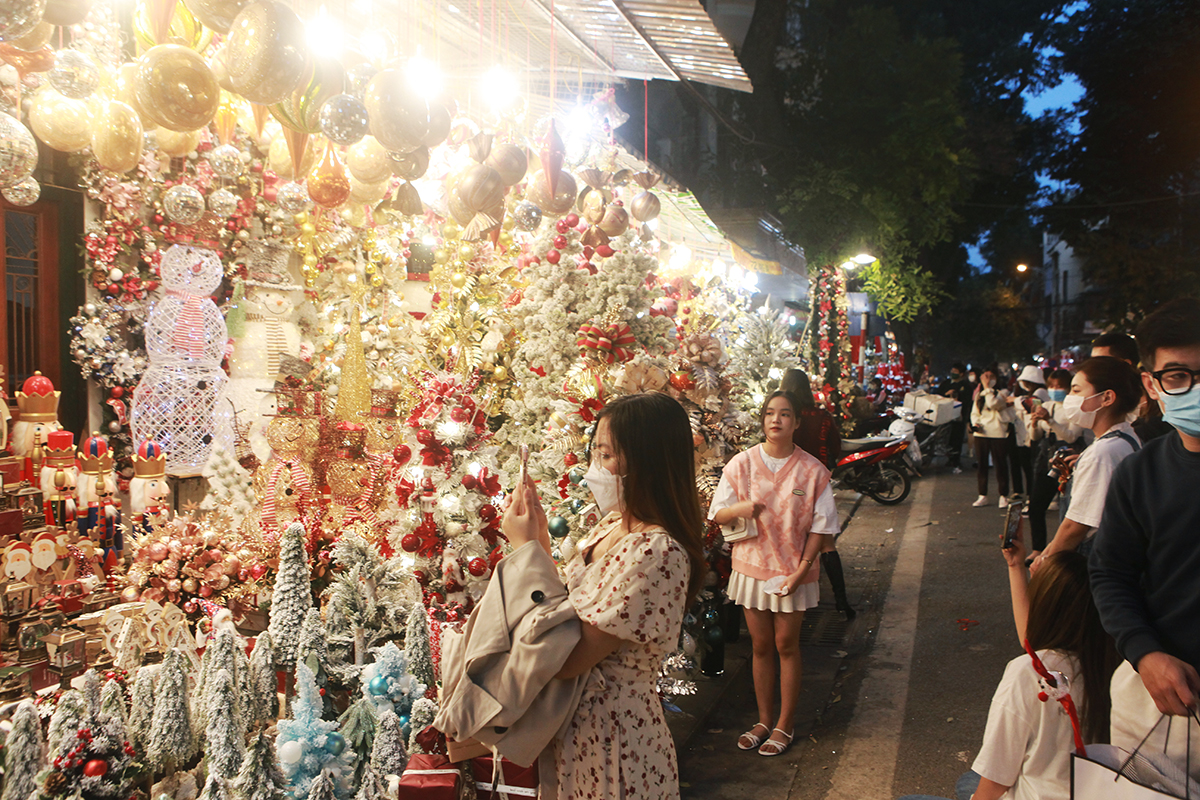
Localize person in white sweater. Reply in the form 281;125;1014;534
971;365;1015;508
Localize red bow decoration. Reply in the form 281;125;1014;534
421;441;454;472
476;468;501;495
395;477;416;508
576;321;636;365
411;515;443;558
1024;639;1087;757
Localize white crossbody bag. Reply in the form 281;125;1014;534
721;512;758;543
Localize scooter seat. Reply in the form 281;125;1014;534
842;436;895;453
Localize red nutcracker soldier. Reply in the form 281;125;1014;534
77;433;121;566
13;372;61;482
39;431;77;528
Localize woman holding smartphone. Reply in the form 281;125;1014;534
709;390;840;756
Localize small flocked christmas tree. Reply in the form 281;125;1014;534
147;649;196;774
269;522;313;672
353;767;386;800
126;665;159;757
359;642;422;736
275;664;352;800
405;698;437;755
37;676;135;800
3;700;43;800
336;699;377;794
368;708;406;777
404;609;435;691
98;680;128;732
235;730;288;800
246;632;279;727
306;770;337;800
47;690;87;755
206;669;247;779
200;773;233;800
296;609;330;692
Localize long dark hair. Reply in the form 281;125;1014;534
596;393;707;606
1025;552;1120;743
779;370;816;409
1076;356;1143;417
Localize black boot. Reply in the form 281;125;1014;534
821;551;856;620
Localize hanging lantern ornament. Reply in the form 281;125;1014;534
1;176;39;206
630;171;662;222
207;142;243;178
0;0;47;42
0;112;38;187
317;92;367;146
47;49;100;99
275;181;308;214
163;183;206;224
208;187;239;217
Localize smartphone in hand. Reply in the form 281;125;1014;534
517;444;530;488
1002;495;1026;549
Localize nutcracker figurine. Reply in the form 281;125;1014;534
39;430;77;529
13;372;61;482
77;433;121;566
130;441;170;533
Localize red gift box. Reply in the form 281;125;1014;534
397;753;461;798
471;756;539;800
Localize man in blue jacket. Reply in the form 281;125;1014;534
1090;297;1200;775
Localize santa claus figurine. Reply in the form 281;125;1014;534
39;430;77;529
77;433;122;568
130;440;170;532
12;372;61;482
3;541;32;582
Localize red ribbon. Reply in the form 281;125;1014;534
166;289;210;358
576;321;636;365
1024;639;1087;757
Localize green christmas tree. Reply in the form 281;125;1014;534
336;699;377;794
405;698;436;755
147;649;196;774
368;708;406;776
206;668;247;779
234;730;287;800
404;610;434;690
353;767;386;800
126;664;159;757
200;773;233;800
247;632;279;726
269;522;313;672
3;700;43;800
46;690;87;755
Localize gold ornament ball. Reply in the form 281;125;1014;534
492;365;508;382
442;221;460;239
304;253;318;268
300;222;316;236
293;211;308;224
449;272;466;289
457;243;475;261
371;274;383;287
498;231;513;248
440;332;455;348
135;45;221;132
364;262;375;274
433;248;449;264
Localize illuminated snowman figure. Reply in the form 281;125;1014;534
131;245;232;474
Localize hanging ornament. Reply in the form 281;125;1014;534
222;0;309;105
318;93;369;146
1;176;39;205
207;142;243;178
135;44;221;133
47;49;100;99
182;0;251;33
388;145;428;180
0;0;46;42
156;128;202;157
275;181;308;214
91;100;144;173
346;135;391;184
163;184;206;224
630;171;662;222
306;141;351;208
363;67;429;153
526;169;576;215
0;113;38;187
29;89;91;152
208;187;239;217
548;516;569;539
513;201;542;232
539;119;566;194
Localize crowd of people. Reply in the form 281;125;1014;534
483;297;1199;800
902;296;1200;800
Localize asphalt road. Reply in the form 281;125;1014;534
674;466;1024;800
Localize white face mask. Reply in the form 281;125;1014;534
1063;393;1102;428
584;460;624;516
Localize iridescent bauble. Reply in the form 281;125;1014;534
368;675;388;696
207;143;243;178
163;183;205;224
512;201;542;232
346;135;390;184
1;176;38;205
324;731;346;755
318;93;368;146
28;89;91;152
91;100;144;173
182;0;251;34
548;515;569;539
223;0;308;105
47;49;100;99
0;113;38;187
275;181;308;214
208;187;239;217
0;0;46;43
135;44;221;132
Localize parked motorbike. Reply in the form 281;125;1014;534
831;437;913;505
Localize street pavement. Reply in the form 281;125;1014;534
670;466;1024;800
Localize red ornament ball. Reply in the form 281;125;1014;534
669;370;695;391
450;406;469;423
413;569;429;585
596;244;615;258
401;534;420;553
546;249;561;265
83;759;108;777
461;473;478;490
393;444;412;465
553;235;567;249
564;453;578;467
416;429;435;445
565;213;580;227
479;504;497;521
444;579;462;593
467;557;488;577
555;219;569;234
110;386;125;399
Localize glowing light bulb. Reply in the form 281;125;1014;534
406;56;443;100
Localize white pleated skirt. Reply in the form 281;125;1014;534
728;569;820;613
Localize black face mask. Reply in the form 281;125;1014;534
950;372;961;380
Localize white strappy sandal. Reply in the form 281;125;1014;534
758;728;793;757
737;723;770;751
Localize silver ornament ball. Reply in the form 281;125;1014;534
319;94;369;147
163;184;205;224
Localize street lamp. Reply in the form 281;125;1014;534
1016;263;1028;273
852;253;876;265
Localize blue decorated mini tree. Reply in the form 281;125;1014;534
359;642;423;740
275;665;353;800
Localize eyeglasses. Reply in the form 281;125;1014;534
1151;367;1200;396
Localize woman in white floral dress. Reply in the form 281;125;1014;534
504;393;707;799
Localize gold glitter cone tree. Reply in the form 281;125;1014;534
334;283;372;422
